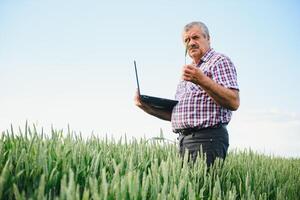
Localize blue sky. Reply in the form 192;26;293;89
1;0;300;157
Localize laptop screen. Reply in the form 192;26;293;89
134;60;141;95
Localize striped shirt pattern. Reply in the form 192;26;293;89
171;48;239;131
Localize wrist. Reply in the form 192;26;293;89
196;70;206;85
197;73;210;88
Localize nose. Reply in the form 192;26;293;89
188;38;197;45
188;40;197;49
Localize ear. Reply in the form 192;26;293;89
207;36;211;45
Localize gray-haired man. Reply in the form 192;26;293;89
135;21;240;166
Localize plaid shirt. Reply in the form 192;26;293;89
171;48;239;131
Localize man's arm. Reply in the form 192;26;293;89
134;92;172;121
182;65;240;111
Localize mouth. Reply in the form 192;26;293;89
189;48;198;53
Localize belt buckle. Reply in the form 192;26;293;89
178;128;195;136
180;130;189;136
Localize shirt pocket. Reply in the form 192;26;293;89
201;64;212;78
186;82;200;92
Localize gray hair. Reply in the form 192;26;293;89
183;21;210;39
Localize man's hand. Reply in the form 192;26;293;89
182;64;205;84
134;91;154;114
181;65;240;111
134;91;172;121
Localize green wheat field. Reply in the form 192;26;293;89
0;125;299;200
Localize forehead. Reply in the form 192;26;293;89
182;26;203;38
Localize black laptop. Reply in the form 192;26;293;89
134;60;178;111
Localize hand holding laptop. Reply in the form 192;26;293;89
134;90;172;121
134;90;153;113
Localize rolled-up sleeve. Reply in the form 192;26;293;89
212;57;239;90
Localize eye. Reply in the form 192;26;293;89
184;38;190;43
192;35;199;40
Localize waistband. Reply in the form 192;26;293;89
174;123;228;135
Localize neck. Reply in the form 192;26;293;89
193;48;211;64
192;57;201;65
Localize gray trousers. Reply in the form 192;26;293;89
178;125;229;166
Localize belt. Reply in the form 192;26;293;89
175;123;228;135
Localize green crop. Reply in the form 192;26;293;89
0;124;299;199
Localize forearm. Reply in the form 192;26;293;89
197;75;240;110
144;107;172;121
135;93;172;121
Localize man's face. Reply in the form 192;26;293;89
183;26;210;62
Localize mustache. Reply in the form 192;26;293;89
188;44;199;50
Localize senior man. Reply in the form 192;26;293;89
135;21;240;166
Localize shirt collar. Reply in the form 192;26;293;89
199;48;215;64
